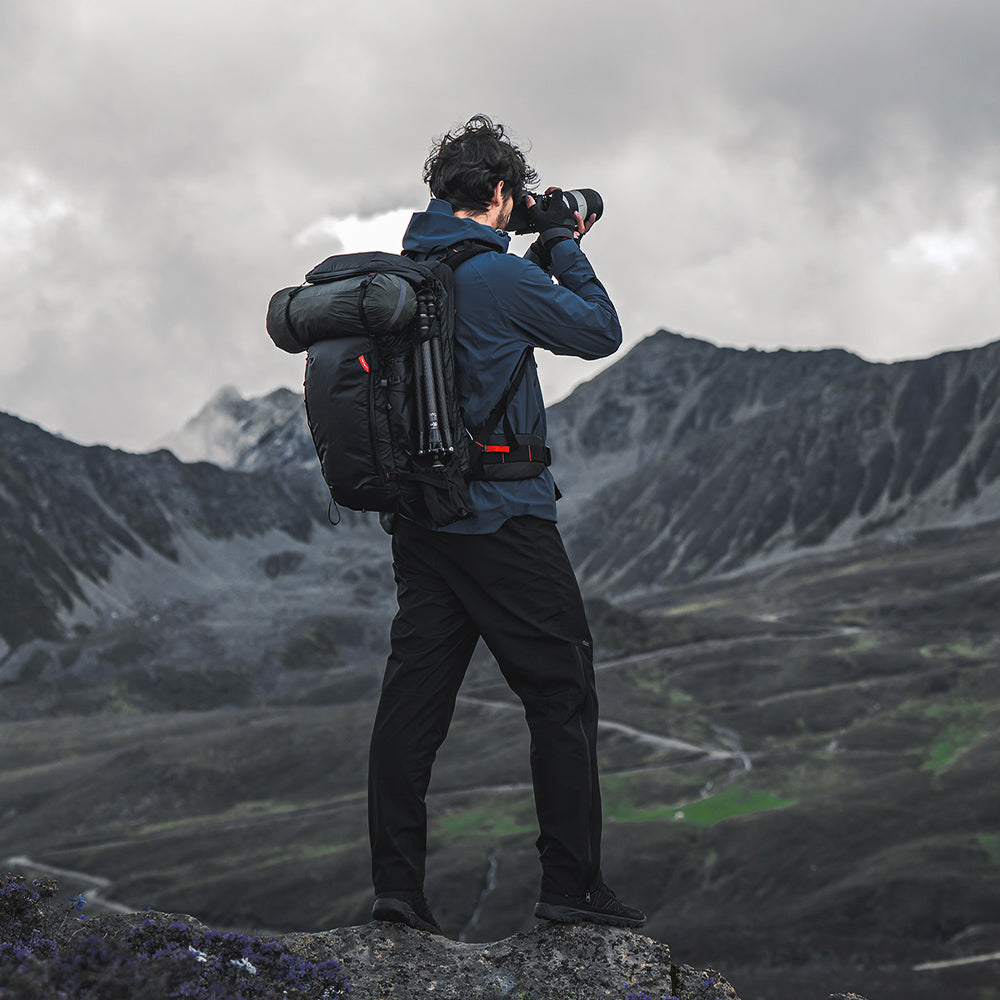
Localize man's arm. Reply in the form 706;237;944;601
507;239;622;360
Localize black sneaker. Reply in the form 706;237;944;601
372;891;443;935
534;882;646;928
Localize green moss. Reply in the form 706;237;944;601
631;673;666;695
663;597;729;615
978;833;1000;870
601;778;795;826
675;786;796;827
138;799;311;835
849;632;881;651
600;770;709;824
436;804;536;838
669;689;695;710
298;841;362;860
923;727;983;770
921;641;985;660
922;701;987;771
605;802;682;823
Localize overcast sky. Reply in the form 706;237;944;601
2;0;998;451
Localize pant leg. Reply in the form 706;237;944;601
368;529;480;893
466;517;603;896
380;516;603;897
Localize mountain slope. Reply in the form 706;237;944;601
547;332;1000;594
5;331;999;691
155;385;316;474
0;412;318;654
158;331;1000;597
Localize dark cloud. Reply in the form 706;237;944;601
1;0;998;449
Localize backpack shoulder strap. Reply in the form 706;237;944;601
410;240;533;448
469;346;534;446
441;241;496;270
403;240;496;269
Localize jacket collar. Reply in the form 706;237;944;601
402;198;511;255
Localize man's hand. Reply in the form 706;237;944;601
526;188;595;249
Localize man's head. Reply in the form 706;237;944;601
423;115;538;220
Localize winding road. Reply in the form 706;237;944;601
456;693;748;767
4;854;135;914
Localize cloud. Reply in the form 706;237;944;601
294;209;416;255
1;0;999;449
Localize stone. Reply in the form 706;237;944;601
281;919;741;1000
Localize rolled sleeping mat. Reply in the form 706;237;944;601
266;272;418;354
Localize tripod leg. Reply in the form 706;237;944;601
413;342;427;454
421;340;443;456
429;335;453;452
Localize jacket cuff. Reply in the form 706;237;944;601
549;239;597;292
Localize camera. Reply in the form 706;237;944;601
504;188;604;234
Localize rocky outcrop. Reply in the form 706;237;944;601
282;920;740;1000
8;874;889;1000
18;880;745;1000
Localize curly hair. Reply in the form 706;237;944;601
423;115;539;213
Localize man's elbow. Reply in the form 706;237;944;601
580;318;622;360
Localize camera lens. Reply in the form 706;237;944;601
562;190;603;223
503;188;604;233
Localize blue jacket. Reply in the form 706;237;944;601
402;199;622;533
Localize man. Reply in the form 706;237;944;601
368;115;645;935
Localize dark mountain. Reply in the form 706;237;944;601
0;412;389;716
3;332;1000;1000
155;331;1000;597
547;331;1000;594
4;331;1000;705
155;384;317;475
0;412;311;648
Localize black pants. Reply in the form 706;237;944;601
368;515;602;897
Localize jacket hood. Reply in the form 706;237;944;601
402;198;511;256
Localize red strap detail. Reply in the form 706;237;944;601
484;445;510;453
358;355;369;372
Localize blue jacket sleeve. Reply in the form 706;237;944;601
507;240;623;360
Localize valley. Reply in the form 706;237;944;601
3;330;1000;998
3;520;999;1000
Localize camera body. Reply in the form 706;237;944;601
504;188;604;234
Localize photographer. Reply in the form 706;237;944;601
368;115;645;934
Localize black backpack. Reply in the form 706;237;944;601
266;243;550;527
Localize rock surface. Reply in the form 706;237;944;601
105;909;742;1000
285;921;720;1000
21;882;745;1000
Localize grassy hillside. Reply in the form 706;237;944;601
3;521;999;999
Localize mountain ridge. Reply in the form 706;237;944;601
0;410;322;658
4;329;1000;659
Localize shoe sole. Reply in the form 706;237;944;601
372;898;442;935
534;901;646;929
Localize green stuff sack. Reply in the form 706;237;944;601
266;270;417;354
